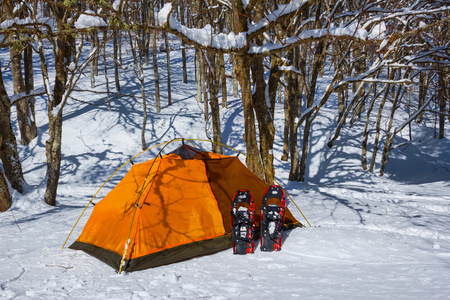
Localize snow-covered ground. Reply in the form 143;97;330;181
1;39;450;299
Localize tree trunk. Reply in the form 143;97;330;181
201;53;208;121
102;30;111;110
113;30;121;91
219;52;227;108
23;43;38;142
0;64;25;193
207;52;223;154
0;166;12;212
179;3;188;84
53;29;71;107
285;48;300;180
39;7;72;205
362;85;382;170
91;31;96;88
196;50;202;103
232;55;239;98
250;0;276;183
252;55;275;184
417;70;427;124
153;30;161;113
44;112;63;206
128;29;148;150
353;47;366;118
235;54;262;178
94;31;99;76
334;43;345;122
142;0;150;66
380;82;405;175
299;39;325;182
438;69;446;139
9;38;36;145
282;87;290;162
268;55;283;110
369;84;390;173
5;3;36;145
165;33;172;106
149;1;161;113
141;79;147;150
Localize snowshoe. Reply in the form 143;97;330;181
230;189;255;254
260;185;286;252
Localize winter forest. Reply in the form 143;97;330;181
1;0;449;211
1;0;450;298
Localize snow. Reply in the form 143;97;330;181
248;0;309;34
158;3;172;26
249;24;368;54
162;0;367;52
9;87;46;105
1;31;450;300
0;17;50;29
369;22;387;40
74;10;107;29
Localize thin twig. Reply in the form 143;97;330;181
10;210;20;230
77;130;92;150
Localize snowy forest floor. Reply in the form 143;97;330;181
1;43;450;299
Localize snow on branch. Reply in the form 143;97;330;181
9;87;46;105
74;10;108;29
247;0;310;35
0;16;51;30
158;1;369;54
249;23;369;55
159;3;247;50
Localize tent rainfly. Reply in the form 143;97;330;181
69;143;301;272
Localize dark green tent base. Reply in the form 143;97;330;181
69;234;233;272
69;222;303;272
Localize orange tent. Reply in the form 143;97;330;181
69;143;301;272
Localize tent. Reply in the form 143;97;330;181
69;143;301;272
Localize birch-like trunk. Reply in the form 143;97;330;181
149;2;160;113
90;31;96;88
179;3;188;83
153;30;161;113
165;33;172;106
380;82;405;175
362;84;384;170
113;30;121;91
369;85;390;173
